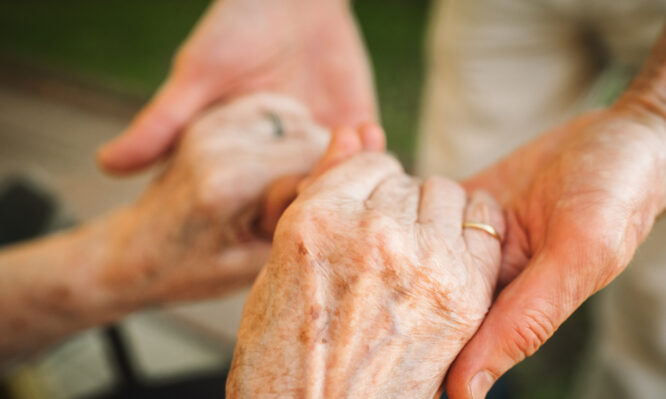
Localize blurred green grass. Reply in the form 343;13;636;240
0;0;428;166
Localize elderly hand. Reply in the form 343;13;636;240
226;129;505;398
446;105;666;396
0;93;328;363
97;0;375;173
100;93;328;304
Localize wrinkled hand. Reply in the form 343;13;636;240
227;129;505;398
98;0;375;173
100;93;328;304
446;109;666;398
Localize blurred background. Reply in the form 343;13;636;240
0;0;598;398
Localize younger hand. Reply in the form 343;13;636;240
447;110;666;398
98;0;376;173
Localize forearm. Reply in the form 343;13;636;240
0;210;136;367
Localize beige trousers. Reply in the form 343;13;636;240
417;0;666;398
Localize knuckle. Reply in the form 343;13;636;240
277;202;322;235
428;175;465;195
592;234;624;271
274;204;328;264
422;175;467;209
505;308;556;361
363;152;403;174
360;210;400;237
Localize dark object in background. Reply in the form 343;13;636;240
89;370;228;399
0;176;230;399
90;326;228;399
0;179;55;246
0;178;58;399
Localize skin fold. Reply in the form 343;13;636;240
227;136;506;398
0;93;328;366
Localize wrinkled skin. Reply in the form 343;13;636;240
0;93;331;364
227;150;505;398
98;0;375;173
101;93;328;305
446;109;666;398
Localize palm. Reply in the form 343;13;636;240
177;0;376;126
445;112;666;399
99;0;375;173
469;112;665;291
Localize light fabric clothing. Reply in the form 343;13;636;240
417;0;666;398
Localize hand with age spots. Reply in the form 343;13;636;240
102;93;331;303
227;128;505;398
0;93;329;363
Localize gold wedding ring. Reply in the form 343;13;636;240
462;221;503;242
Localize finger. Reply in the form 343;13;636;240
310;127;364;179
417;176;467;238
98;80;209;174
497;210;531;288
358;122;386;152
445;252;583;399
298;127;364;192
257;174;304;238
300;153;403;202
462;191;505;278
299;123;387;192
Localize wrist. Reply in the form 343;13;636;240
614;90;666;133
66;209;145;325
605;112;666;217
613;29;666;133
91;205;164;313
0;211;142;361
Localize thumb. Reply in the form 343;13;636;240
445;250;589;399
98;80;209;174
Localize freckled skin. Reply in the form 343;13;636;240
228;155;506;398
0;93;329;366
100;94;329;305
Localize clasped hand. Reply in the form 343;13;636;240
227;126;505;398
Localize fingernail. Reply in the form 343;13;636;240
469;370;495;399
